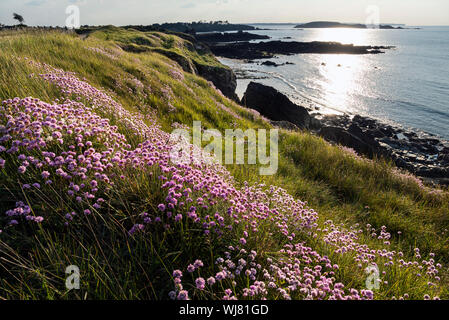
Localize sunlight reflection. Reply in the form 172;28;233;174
309;28;371;45
313;29;371;114
317;54;365;114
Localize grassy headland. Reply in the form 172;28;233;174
0;26;448;300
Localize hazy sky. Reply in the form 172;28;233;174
1;0;448;26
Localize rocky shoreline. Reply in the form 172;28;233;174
195;31;270;43
193;32;445;185
242;82;449;185
164;29;446;185
207;41;394;60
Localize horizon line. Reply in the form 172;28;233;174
2;22;449;28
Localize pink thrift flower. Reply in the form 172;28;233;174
177;290;189;300
207;277;215;286
195;277;205;290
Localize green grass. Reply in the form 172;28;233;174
0;27;448;300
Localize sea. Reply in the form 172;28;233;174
217;24;449;140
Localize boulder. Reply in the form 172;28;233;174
416;167;449;179
309;116;322;130
319;126;379;157
438;148;449;164
242;82;312;129
261;61;280;67
347;123;382;151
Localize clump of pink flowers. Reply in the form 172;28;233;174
88;46;123;60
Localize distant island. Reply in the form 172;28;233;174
295;21;405;29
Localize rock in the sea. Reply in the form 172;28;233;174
261;60;280;67
261;61;295;67
242;82;312;129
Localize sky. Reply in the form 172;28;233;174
0;0;448;27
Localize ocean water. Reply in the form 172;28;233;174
218;24;449;139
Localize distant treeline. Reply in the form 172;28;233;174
0;23;26;29
0;24;76;32
150;21;257;33
1;21;257;34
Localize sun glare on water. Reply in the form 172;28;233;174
311;27;370;45
310;28;374;114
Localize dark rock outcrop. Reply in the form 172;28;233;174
149;49;238;101
261;61;280;67
195;31;270;43
194;62;239;102
260;61;295;67
153;48;198;74
242;82;311;129
319;124;387;158
209;41;394;60
320;127;378;156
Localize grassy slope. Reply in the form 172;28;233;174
0;27;448;300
